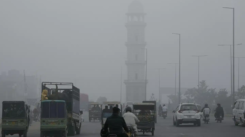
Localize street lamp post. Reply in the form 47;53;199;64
218;43;242;100
192;55;207;88
235;57;245;90
168;63;178;96
120;66;122;103
223;7;235;104
173;33;181;104
145;48;148;100
158;68;165;104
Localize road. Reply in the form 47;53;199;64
1;113;245;137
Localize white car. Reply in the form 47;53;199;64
173;103;201;127
233;99;245;126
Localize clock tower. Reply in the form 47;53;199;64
124;0;147;103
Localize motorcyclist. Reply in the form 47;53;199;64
201;104;210;121
123;107;140;135
215;103;224;120
162;104;168;117
101;107;129;137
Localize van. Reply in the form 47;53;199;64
232;99;245;126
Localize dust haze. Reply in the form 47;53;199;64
0;0;245;102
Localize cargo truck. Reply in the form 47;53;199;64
40;82;82;137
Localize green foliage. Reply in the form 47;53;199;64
184;80;216;105
168;80;233;114
236;85;245;99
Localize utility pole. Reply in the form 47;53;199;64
235;57;245;91
158;68;165;103
168;63;178;96
218;43;242;102
120;66;122;103
223;7;235;104
145;49;148;100
192;55;207;88
173;33;181;104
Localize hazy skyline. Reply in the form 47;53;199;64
0;0;245;101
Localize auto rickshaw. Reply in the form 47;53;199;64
89;102;102;122
133;103;155;136
101;101;122;127
143;101;157;123
1;101;30;137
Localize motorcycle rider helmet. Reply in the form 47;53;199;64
205;104;208;107
126;107;132;112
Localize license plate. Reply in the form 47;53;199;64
11;122;16;125
185;116;192;118
50;122;56;125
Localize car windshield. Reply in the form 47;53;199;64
180;105;197;111
2;103;25;118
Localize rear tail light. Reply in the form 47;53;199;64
178;110;182;113
196;110;199;113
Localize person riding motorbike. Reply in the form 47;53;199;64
162;104;168;117
123;107;140;136
201;104;210;121
101;107;129;137
215;103;224;121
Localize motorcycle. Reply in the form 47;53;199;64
162;112;167;119
127;126;136;137
216;116;223;123
203;114;209;124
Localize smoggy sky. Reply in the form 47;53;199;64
0;0;244;101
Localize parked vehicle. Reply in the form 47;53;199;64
233;99;245;126
173;103;201;127
40;82;82;137
1;101;30;137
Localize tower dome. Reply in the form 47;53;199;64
128;0;144;14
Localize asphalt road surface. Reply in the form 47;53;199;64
1;113;244;137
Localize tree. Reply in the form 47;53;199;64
236;85;245;99
215;89;232;114
97;97;107;104
184;80;216;106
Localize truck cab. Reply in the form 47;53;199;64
40;100;67;137
1;101;30;137
40;82;82;137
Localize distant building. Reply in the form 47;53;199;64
0;70;39;105
124;0;147;103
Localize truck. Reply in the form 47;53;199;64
1;101;30;137
40;82;82;137
80;93;89;111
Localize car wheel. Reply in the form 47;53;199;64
197;120;201;127
176;120;180;127
235;121;239;126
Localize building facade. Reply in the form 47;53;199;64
124;0;147;103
